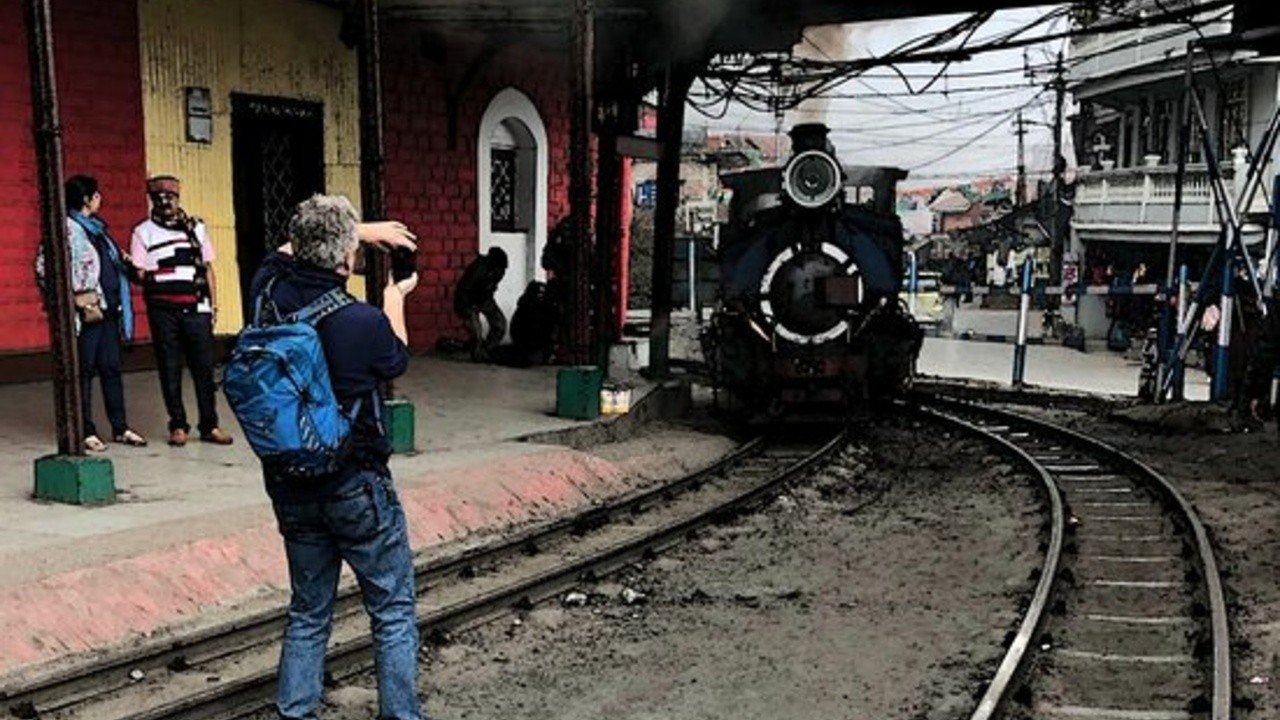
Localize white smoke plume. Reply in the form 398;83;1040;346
788;24;850;127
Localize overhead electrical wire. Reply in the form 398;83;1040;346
689;0;1233;118
906;105;1031;170
691;81;1038;100
691;2;1239;177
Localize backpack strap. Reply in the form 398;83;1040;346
290;287;355;327
253;276;284;327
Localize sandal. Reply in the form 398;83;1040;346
84;435;108;452
115;429;148;447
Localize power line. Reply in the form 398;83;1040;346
709;94;1053;129
692;81;1038;101
694;0;1231;115
849;63;1054;80
906;100;1036;170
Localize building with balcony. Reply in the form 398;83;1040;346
1066;0;1279;337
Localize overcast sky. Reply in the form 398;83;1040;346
690;5;1076;188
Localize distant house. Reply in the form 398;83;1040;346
896;195;935;238
928;187;985;233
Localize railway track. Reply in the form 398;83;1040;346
3;429;844;720
920;396;1229;720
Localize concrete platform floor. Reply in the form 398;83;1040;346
0;356;667;682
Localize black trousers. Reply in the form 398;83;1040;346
463;297;507;360
148;304;219;434
78;315;127;438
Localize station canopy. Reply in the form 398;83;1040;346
379;0;1052;62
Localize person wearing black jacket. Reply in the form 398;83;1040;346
249;196;422;720
453;247;508;361
1245;295;1280;427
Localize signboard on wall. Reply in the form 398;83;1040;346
635;180;657;208
1062;260;1080;305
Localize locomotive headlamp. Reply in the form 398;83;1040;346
782;150;842;209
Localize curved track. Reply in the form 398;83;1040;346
4;430;844;720
921;396;1229;720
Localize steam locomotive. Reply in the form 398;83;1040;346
701;123;922;416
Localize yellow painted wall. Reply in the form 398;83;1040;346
138;0;364;333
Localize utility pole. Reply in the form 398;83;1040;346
568;0;595;365
1049;50;1066;286
1014;111;1028;206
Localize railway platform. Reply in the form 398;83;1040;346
0;356;683;685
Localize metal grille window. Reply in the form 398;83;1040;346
1148;98;1174;161
261;128;297;249
1120;108;1137;167
491;148;517;232
1185;92;1204;164
1218;79;1248;159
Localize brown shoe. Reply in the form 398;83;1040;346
200;427;234;445
168;428;188;447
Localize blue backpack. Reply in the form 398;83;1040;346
223;281;358;478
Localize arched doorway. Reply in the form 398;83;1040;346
477;88;549;341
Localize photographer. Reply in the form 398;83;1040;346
249;196;422;720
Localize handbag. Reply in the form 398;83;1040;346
74;290;105;324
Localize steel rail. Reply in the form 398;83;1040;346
2;437;765;718
9;432;846;720
145;431;846;720
923;395;1229;720
911;401;1066;720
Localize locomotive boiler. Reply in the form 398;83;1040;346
702;123;922;416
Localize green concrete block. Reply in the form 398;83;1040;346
33;454;115;505
557;366;603;420
385;398;416;454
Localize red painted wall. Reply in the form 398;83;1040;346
0;2;46;351
382;29;572;350
0;0;148;353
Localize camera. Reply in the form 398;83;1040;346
391;247;417;282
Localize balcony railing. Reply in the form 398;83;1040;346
1073;161;1272;237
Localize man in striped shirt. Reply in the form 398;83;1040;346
130;175;234;447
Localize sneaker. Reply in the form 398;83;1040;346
84;435;108;452
168;428;188;447
114;429;148;447
200;427;234;445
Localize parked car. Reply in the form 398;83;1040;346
901;271;946;326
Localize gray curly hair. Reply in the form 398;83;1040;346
289;194;360;270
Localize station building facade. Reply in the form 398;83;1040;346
1;0;576;369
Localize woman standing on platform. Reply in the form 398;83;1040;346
66;175;147;451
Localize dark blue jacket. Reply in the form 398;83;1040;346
250;252;408;498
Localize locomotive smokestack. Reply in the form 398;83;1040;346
789;123;837;158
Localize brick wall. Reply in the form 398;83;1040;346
0;0;148;353
55;0;150;342
0;2;45;351
383;29;572;350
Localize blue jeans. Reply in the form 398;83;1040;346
271;471;422;720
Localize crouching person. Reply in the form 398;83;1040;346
237;195;422;720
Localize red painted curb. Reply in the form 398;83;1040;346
0;448;628;681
